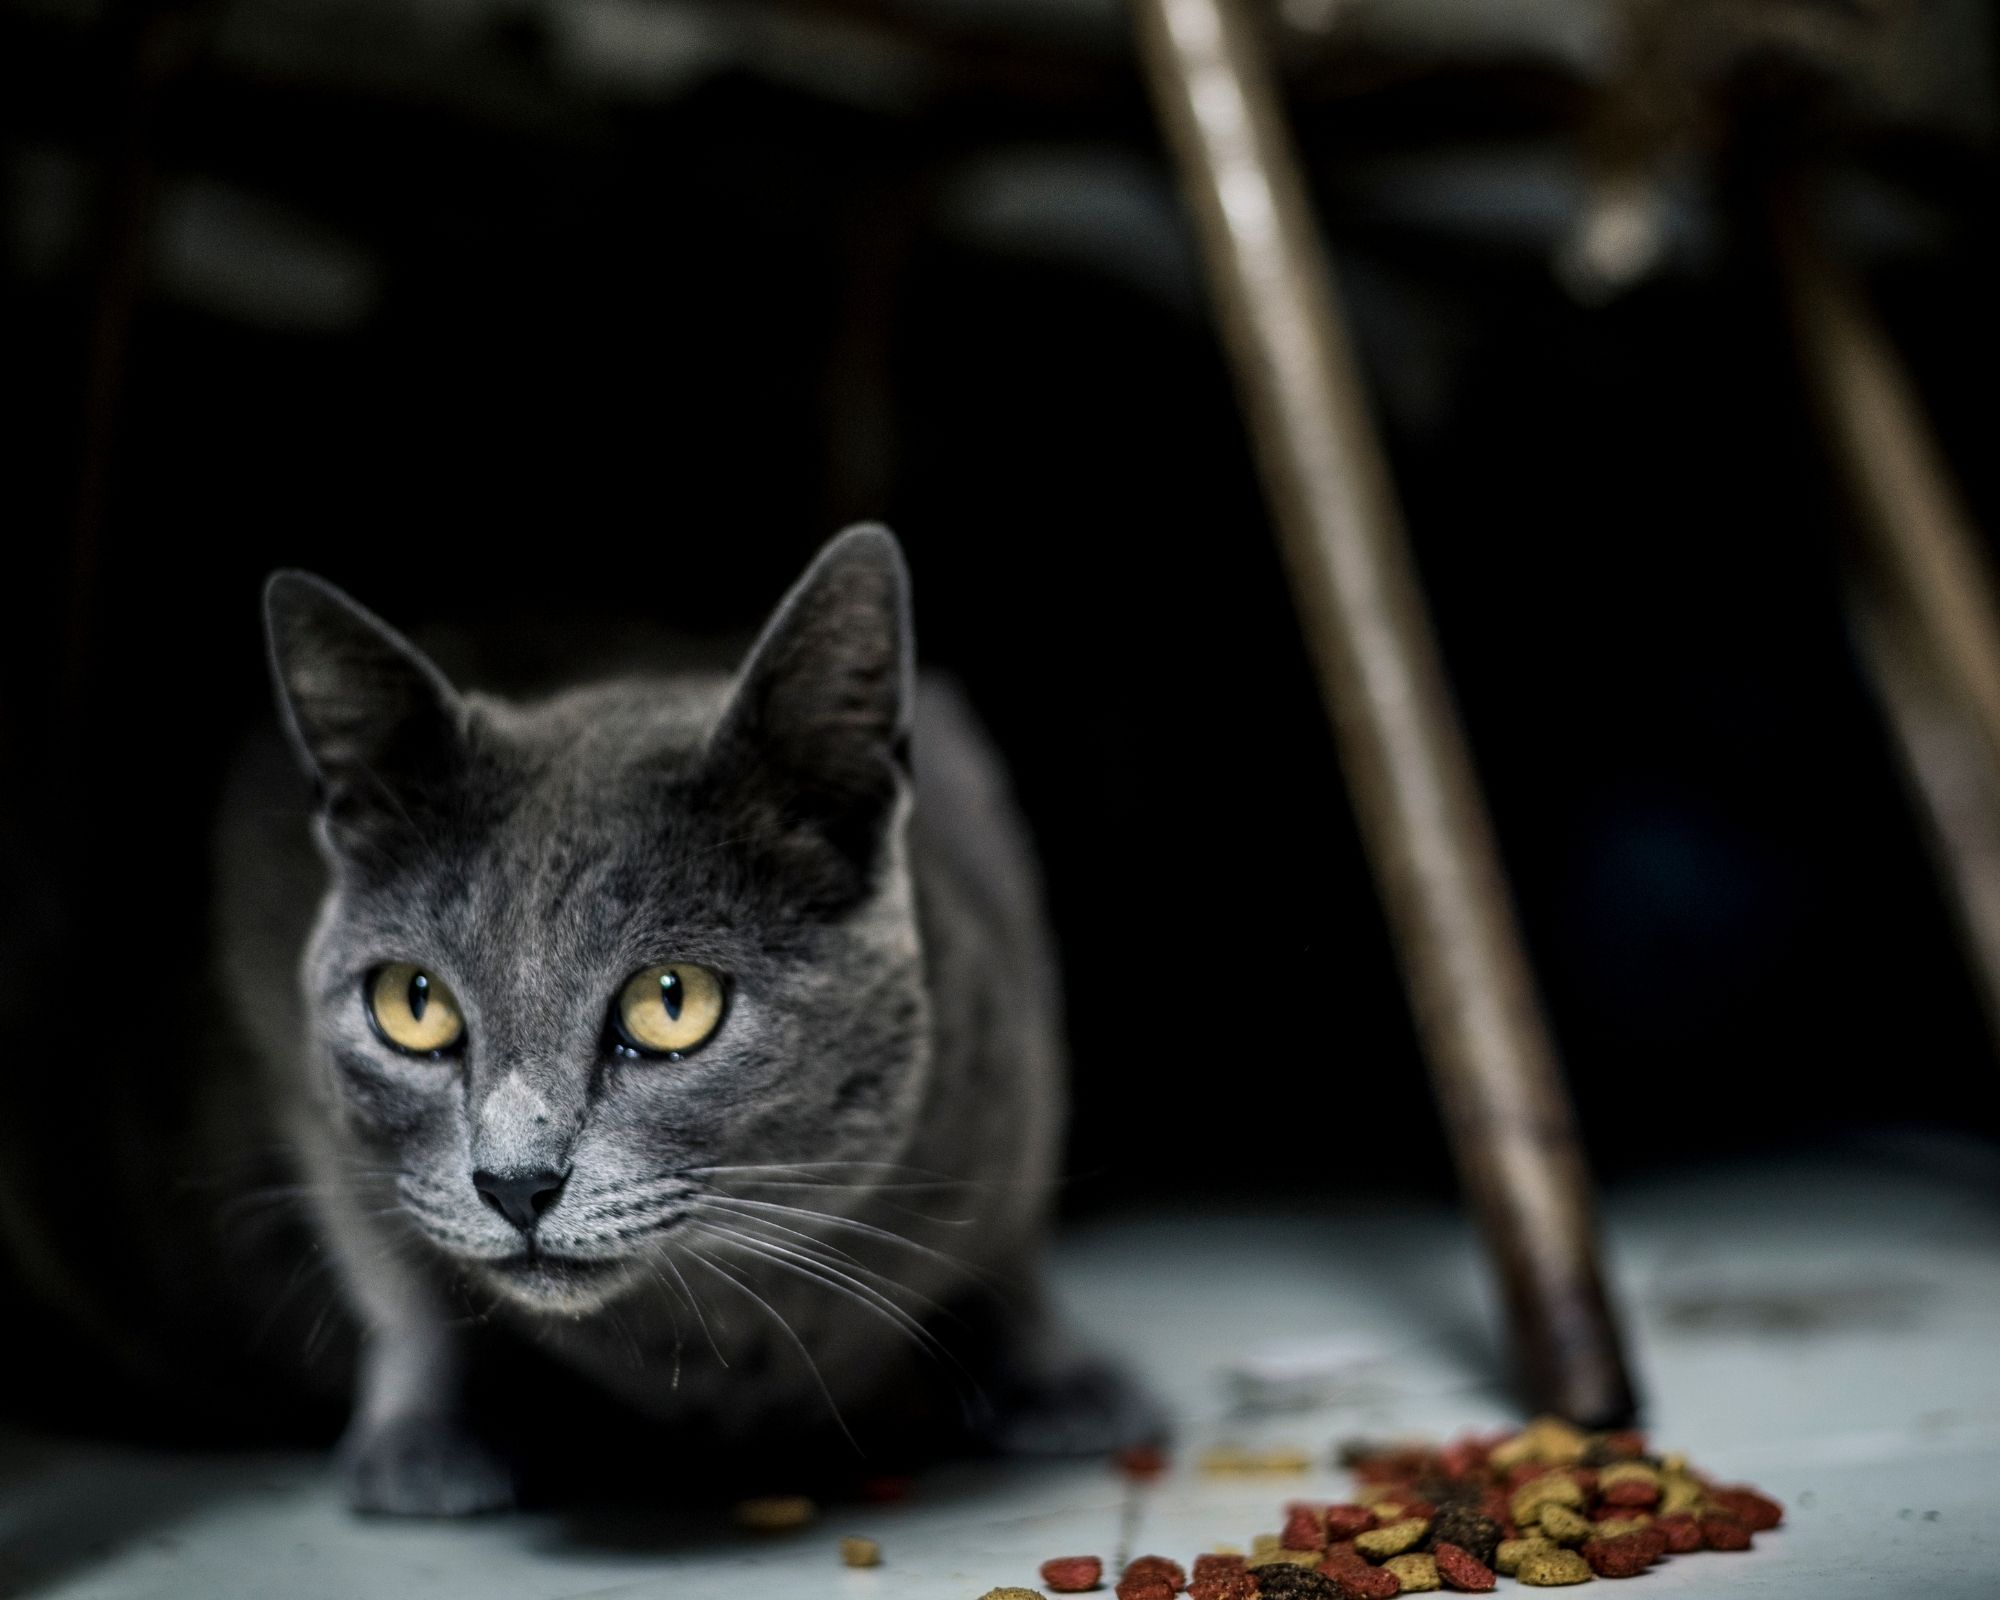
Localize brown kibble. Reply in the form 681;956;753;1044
1430;1543;1496;1593
1122;1556;1186;1589
1382;1554;1441;1592
1040;1556;1104;1592
1118;1444;1170;1480
1653;1514;1702;1554
1116;1581;1175;1600
1709;1487;1783;1531
734;1495;817;1532
1700;1513;1754;1551
1193;1555;1248;1581
1326;1505;1378;1540
1189;1578;1258;1600
1284;1504;1330;1549
1514;1547;1594;1586
1354;1519;1429;1560
979;1591;1048;1600
838;1536;881;1568
1580;1533;1654;1578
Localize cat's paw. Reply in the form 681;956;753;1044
981;1349;1168;1458
338;1412;516;1516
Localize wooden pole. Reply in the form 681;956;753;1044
1131;0;1637;1426
1785;237;2000;1042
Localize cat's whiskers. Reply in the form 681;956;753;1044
681;1239;860;1451
694;1191;1003;1290
686;1216;966;1382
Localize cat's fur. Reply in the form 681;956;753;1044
221;526;1145;1514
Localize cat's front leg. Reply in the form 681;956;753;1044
973;1279;1167;1458
324;1206;514;1516
338;1313;513;1515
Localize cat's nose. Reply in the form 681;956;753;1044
473;1166;568;1234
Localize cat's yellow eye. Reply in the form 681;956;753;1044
614;964;726;1058
366;963;465;1056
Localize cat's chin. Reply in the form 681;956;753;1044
475;1250;635;1314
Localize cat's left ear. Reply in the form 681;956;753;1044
263;571;467;823
704;525;915;892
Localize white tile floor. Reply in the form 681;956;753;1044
5;1136;1997;1599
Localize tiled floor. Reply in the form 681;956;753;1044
5;1134;1996;1598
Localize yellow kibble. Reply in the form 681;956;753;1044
1255;1550;1322;1568
1489;1431;1540;1472
1383;1554;1442;1592
734;1495;817;1532
1525;1416;1589;1466
1593;1516;1653;1540
1496;1537;1556;1576
1536;1504;1592;1544
1372;1502;1408;1522
1660;1452;1689;1475
1511;1472;1586;1525
1598;1462;1660;1491
1356;1482;1401;1505
1200;1446;1252;1476
1251;1447;1314;1474
1354;1518;1429;1560
1251;1534;1284;1561
1659;1476;1706;1517
978;1590;1046;1600
1516;1547;1594;1586
838;1536;880;1568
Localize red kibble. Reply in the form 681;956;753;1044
1117;1580;1176;1600
1117;1445;1170;1481
1192;1554;1248;1581
1041;1555;1105;1592
1710;1486;1784;1531
1699;1513;1754;1551
1282;1505;1329;1550
1598;1430;1648;1459
1655;1513;1702;1554
1324;1564;1400;1599
1188;1578;1258;1600
1324;1505;1377;1539
1398;1500;1437;1522
1431;1542;1497;1593
1580;1533;1655;1578
1502;1463;1549;1492
1438;1439;1489;1479
857;1474;913;1503
1122;1555;1187;1589
1319;1542;1367;1571
1599;1479;1660;1510
1569;1471;1598;1500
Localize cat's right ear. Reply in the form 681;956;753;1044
263;571;466;819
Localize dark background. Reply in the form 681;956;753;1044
3;0;1997;1252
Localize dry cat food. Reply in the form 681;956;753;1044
997;1416;1781;1597
733;1494;817;1532
839;1535;883;1568
1042;1556;1106;1592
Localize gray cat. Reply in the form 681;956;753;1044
222;525;1147;1514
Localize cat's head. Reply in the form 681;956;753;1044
264;527;928;1313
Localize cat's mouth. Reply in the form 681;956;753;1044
481;1247;634;1310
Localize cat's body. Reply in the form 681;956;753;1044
207;529;1142;1512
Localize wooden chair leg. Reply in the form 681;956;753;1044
1783;235;2000;1040
1130;0;1638;1427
